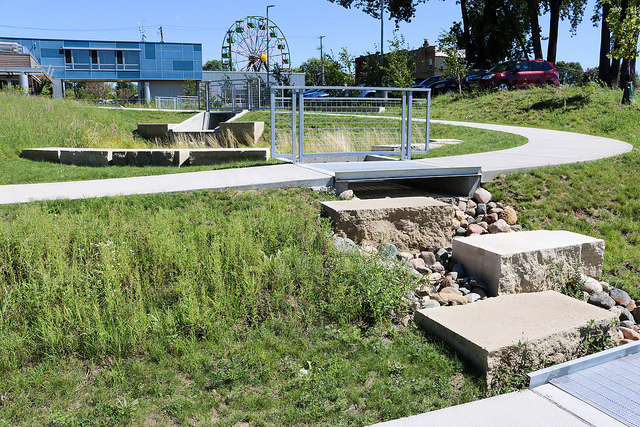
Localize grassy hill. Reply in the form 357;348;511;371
0;85;638;425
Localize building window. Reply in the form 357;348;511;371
64;49;138;71
428;59;433;70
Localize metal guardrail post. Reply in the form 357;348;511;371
407;90;413;160
426;89;431;154
291;89;297;161
298;90;305;163
401;91;407;160
270;87;276;159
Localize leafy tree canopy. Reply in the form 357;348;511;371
294;56;348;86
203;59;224;71
327;0;425;23
555;61;584;84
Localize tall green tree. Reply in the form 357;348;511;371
438;31;469;95
294;56;348;86
555;61;585;84
605;0;640;91
384;34;415;88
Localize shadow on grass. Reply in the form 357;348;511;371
522;94;591;112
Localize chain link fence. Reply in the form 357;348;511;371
154;96;199;110
270;86;431;162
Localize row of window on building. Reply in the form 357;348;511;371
64;49;140;71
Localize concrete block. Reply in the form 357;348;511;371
452;230;604;296
59;149;111;167
20;148;61;163
136;123;174;140
321;196;453;250
218;121;264;145
188;148;270;166
415;291;617;377
125;150;152;166
151;150;177;167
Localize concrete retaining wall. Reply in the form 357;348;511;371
21;147;269;167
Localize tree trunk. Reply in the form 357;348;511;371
598;1;612;86
610;0;629;88
547;0;560;64
620;57;631;88
631;57;637;87
527;0;543;60
460;0;474;65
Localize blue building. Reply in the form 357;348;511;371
0;37;202;101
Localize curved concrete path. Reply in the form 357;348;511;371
425;120;633;182
0;121;633;204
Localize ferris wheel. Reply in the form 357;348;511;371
221;16;291;72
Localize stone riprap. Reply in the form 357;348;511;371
414;291;618;376
322;197;453;250
21;147;269;167
452;230;605;297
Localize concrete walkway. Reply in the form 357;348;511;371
425;120;633;182
0;121;632;204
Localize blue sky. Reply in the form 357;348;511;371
2;0;602;69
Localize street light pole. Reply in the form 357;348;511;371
380;0;384;85
319;35;325;85
266;4;275;88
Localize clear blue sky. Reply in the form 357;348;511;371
2;0;602;70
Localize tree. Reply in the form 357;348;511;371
338;47;356;86
438;31;469;95
294;56;348;86
115;81;137;99
452;0;531;68
327;0;426;23
555;61;584;84
544;0;588;64
203;59;224;71
384;34;415;88
86;82;115;99
605;0;640;100
182;78;198;96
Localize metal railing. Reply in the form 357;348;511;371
270;86;431;162
154;96;199;110
201;77;267;111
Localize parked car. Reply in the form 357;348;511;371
303;89;329;98
479;60;559;91
464;69;488;86
413;75;445;88
429;78;460;95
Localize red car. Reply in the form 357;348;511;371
479;60;560;91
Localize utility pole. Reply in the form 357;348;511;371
138;20;146;42
319;35;325;85
159;26;164;43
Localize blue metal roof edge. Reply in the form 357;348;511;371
528;340;640;388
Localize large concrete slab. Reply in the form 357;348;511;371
453;230;604;296
414;291;617;376
321;196;453;250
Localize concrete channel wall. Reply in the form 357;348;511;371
21;147;270;167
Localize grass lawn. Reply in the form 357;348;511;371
0;85;638;425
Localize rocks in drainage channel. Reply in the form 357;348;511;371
451;188;522;237
333;237;491;312
578;272;640;343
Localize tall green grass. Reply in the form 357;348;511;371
0;189;482;424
